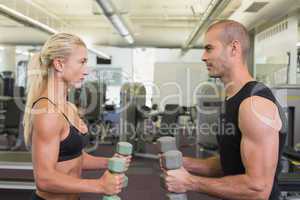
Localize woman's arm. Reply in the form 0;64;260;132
82;152;132;171
31;101;123;195
82;152;109;170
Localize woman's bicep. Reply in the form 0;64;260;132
31;113;64;176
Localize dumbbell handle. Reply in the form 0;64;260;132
116;142;133;156
157;136;177;153
162;150;183;170
161;150;188;200
108;158;126;173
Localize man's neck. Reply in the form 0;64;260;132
222;65;254;98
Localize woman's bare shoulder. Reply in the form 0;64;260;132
32;98;65;132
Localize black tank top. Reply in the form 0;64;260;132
32;97;88;162
217;81;286;200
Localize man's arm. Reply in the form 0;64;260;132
166;96;282;200
183;156;223;177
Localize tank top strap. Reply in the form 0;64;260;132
32;97;71;124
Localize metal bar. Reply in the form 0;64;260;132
0;181;35;190
0;162;33;170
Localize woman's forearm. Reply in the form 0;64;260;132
82;152;109;170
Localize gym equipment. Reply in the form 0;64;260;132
157;136;177;153
102;158;126;200
1;71;15;97
116;142;132;188
161;150;183;170
0;151;34;192
272;85;300;198
116;141;132;189
166;193;189;200
120;83;162;159
161;150;187;200
158;136;178;192
272;85;300;148
68;81;107;151
159;104;181;137
123;175;128;188
119;82;146;142
116;142;133;156
0;96;25;150
107;158;126;173
103;196;121;200
80;81;106;123
195;81;223;158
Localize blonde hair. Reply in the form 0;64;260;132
23;33;86;146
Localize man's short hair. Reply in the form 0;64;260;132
206;20;250;62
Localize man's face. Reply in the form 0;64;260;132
201;28;229;78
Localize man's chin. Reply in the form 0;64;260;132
208;73;221;79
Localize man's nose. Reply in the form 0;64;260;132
201;52;208;62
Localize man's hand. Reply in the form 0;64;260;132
164;167;193;193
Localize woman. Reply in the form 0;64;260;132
23;33;130;200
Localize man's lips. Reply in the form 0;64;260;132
206;64;213;70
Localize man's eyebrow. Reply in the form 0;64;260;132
204;44;212;49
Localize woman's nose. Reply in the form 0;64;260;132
84;67;90;76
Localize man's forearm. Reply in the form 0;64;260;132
183;156;223;177
187;174;269;200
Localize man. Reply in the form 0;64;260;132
163;20;286;200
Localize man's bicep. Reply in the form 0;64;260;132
239;97;280;189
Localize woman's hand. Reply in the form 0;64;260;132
113;153;132;171
98;170;124;195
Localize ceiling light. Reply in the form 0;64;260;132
95;0;135;44
95;0;115;15
124;35;134;44
110;14;130;36
0;4;110;58
0;4;58;34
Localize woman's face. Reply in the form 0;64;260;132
62;45;88;88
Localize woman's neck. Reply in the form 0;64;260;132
43;74;68;105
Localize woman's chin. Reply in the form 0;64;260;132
71;81;83;88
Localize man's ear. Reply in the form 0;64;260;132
52;58;64;72
230;40;241;57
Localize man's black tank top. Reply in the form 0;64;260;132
217;81;286;200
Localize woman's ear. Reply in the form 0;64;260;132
52;58;64;72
